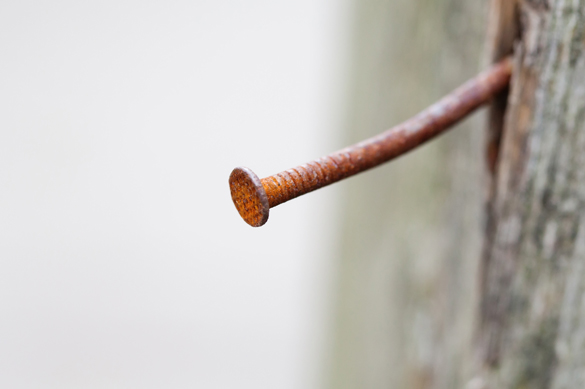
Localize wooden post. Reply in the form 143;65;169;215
477;1;585;387
328;1;585;388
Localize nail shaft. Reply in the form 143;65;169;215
230;57;513;227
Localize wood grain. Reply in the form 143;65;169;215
478;1;585;387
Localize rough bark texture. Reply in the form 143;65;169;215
478;1;585;388
326;1;487;388
328;1;585;389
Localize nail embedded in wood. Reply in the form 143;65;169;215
229;57;513;227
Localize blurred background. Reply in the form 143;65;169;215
0;1;490;388
0;1;347;388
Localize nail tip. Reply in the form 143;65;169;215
229;167;269;227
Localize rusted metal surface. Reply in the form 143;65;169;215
230;57;513;227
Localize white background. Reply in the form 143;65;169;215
0;1;348;388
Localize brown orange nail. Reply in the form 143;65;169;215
230;57;513;227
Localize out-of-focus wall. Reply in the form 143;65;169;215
0;1;347;388
327;1;488;388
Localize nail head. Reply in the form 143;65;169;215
229;167;270;227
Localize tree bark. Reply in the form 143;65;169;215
478;1;585;388
328;1;585;389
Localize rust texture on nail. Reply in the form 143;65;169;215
230;57;513;227
229;167;270;227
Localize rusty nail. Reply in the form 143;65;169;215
229;56;513;227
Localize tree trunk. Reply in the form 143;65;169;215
478;1;585;388
328;1;585;389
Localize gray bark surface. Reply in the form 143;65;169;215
478;1;585;388
328;1;585;388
